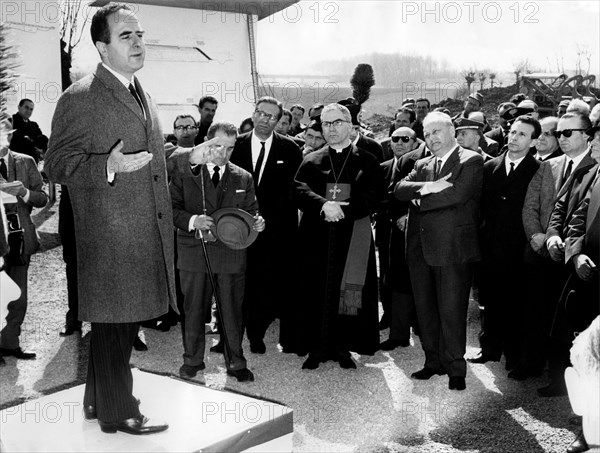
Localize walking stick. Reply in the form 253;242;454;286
197;228;234;367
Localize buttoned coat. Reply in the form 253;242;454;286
170;163;258;274
45;64;191;323
523;153;596;258
395;146;483;266
2;150;47;255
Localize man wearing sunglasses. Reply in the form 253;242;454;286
378;127;421;350
522;114;595;394
230;96;302;355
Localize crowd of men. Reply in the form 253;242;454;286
0;4;598;448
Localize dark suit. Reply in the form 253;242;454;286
520;154;594;374
0;150;47;349
395;146;483;377
171;163;258;371
485;127;507;153
357;134;385;163
230;132;302;349
58;186;80;330
46;63;192;423
479;152;539;365
10;114;48;163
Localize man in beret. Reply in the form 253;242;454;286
171;121;265;383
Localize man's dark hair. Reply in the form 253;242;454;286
396;107;416;123
415;98;431;108
291;104;305;114
173;114;197;129
18;99;34;107
560;112;593;131
255;96;283;121
513;115;542;139
306;119;322;133
91;3;132;45
309;103;324;118
207;121;238;140
198;96;219;109
239;117;253;133
280;108;292;123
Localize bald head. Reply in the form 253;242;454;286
391;126;418;158
423;112;456;156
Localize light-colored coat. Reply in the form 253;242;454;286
45;64;190;323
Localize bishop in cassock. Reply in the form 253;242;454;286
292;103;382;370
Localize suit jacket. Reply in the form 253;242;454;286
565;171;600;264
0;202;8;259
546;161;599;241
481;152;540;262
357;134;385;163
485;127;507;153
45;63;191;323
2;150;47;256
229;131;301;250
395;146;483;266
171;163;258;274
523;153;597;258
10;114;48;162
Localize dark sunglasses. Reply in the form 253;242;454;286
391;135;412;143
555;128;586;138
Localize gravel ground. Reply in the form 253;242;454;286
0;188;577;452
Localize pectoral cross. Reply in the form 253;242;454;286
329;184;342;200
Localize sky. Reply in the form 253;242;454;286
256;0;600;76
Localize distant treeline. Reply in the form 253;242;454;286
315;53;462;88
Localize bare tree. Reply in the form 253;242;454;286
0;23;19;122
489;73;496;88
478;72;487;90
60;0;88;90
461;69;476;93
575;43;592;76
513;58;529;89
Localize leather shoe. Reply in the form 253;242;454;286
411;367;446;380
537;380;567;397
209;341;224;353
99;414;168;435
179;362;206;379
567;430;589;453
59;324;82;336
0;347;36;360
302;355;320;370
467;352;500;364
226;368;254;382
448;376;466;390
84;397;141;420
379;339;409;351
378;315;391;330
250;339;266;354
133;337;148;351
338;356;357;369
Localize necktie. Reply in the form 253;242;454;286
254;141;265;183
563;159;573;183
508;162;515;176
128;82;144;116
212;166;220;187
434;159;442;179
0;158;7;180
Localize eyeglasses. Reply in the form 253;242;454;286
391;135;412;143
254;110;279;122
555;129;586;138
321;119;349;128
174;125;198;132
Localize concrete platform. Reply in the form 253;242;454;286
0;369;292;452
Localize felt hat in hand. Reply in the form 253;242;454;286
212;208;259;250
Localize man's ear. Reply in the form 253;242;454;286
95;41;107;60
530;137;539;149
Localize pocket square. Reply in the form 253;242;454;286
236;189;245;193
277;160;284;164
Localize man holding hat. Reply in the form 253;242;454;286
171;121;265;383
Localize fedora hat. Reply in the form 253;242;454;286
211;208;258;250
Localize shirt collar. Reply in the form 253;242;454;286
102;63;134;88
569;150;589;171
505;153;526;172
251;131;273;149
